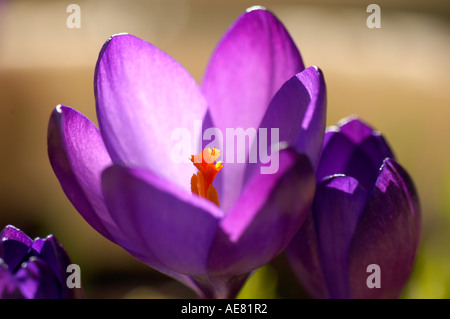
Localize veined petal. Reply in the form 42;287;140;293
47;105;121;243
207;150;315;277
313;175;368;299
202;7;304;210
348;159;420;298
101;165;222;278
95;34;207;191
203;7;304;133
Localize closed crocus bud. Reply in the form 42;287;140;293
0;225;84;299
286;117;421;299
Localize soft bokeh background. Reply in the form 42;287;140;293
0;0;449;298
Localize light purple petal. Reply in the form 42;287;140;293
102;165;222;278
202;7;304;210
255;66;326;168
95;34;207;191
207;150;315;277
48;105;124;243
313;175;368;298
348;159;420;298
202;7;304;132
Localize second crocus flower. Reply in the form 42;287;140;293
287;117;421;299
0;225;84;299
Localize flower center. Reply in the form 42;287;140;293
190;148;223;206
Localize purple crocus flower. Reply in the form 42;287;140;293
287;117;421;299
47;7;326;298
0;225;84;299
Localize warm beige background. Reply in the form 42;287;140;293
0;0;449;298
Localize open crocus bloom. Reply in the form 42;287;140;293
287;117;421;299
0;225;84;299
48;7;326;298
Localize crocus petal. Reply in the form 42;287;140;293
48;105;122;243
14;257;60;299
286;214;327;299
202;7;304;210
0;226;32;271
36;235;84;299
316;130;394;191
95;34;207;191
0;239;29;272
316;132;356;182
348;159;421;298
313;175;368;298
0;264;23;299
358;134;395;172
0;225;32;246
207;150;315;277
255;66;327;169
338;117;374;145
203;6;304;133
101;165;222;278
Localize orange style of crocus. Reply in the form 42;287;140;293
190;148;223;206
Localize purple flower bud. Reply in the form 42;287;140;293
0;225;84;299
287;117;421;299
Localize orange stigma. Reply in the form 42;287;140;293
190;148;223;206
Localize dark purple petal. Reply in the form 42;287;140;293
102;165;222;278
0;225;32;246
14;257;61;299
37;235;84;299
316;121;394;191
338;117;374;145
286;214;327;299
95;34;207;191
207;150;315;277
0;260;24;299
316;132;356;182
358;134;395;171
314;175;368;298
202;7;304;210
48;105;121;243
348;159;420;298
0;226;31;271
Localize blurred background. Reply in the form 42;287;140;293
0;0;449;298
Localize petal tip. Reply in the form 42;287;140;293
246;5;267;13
